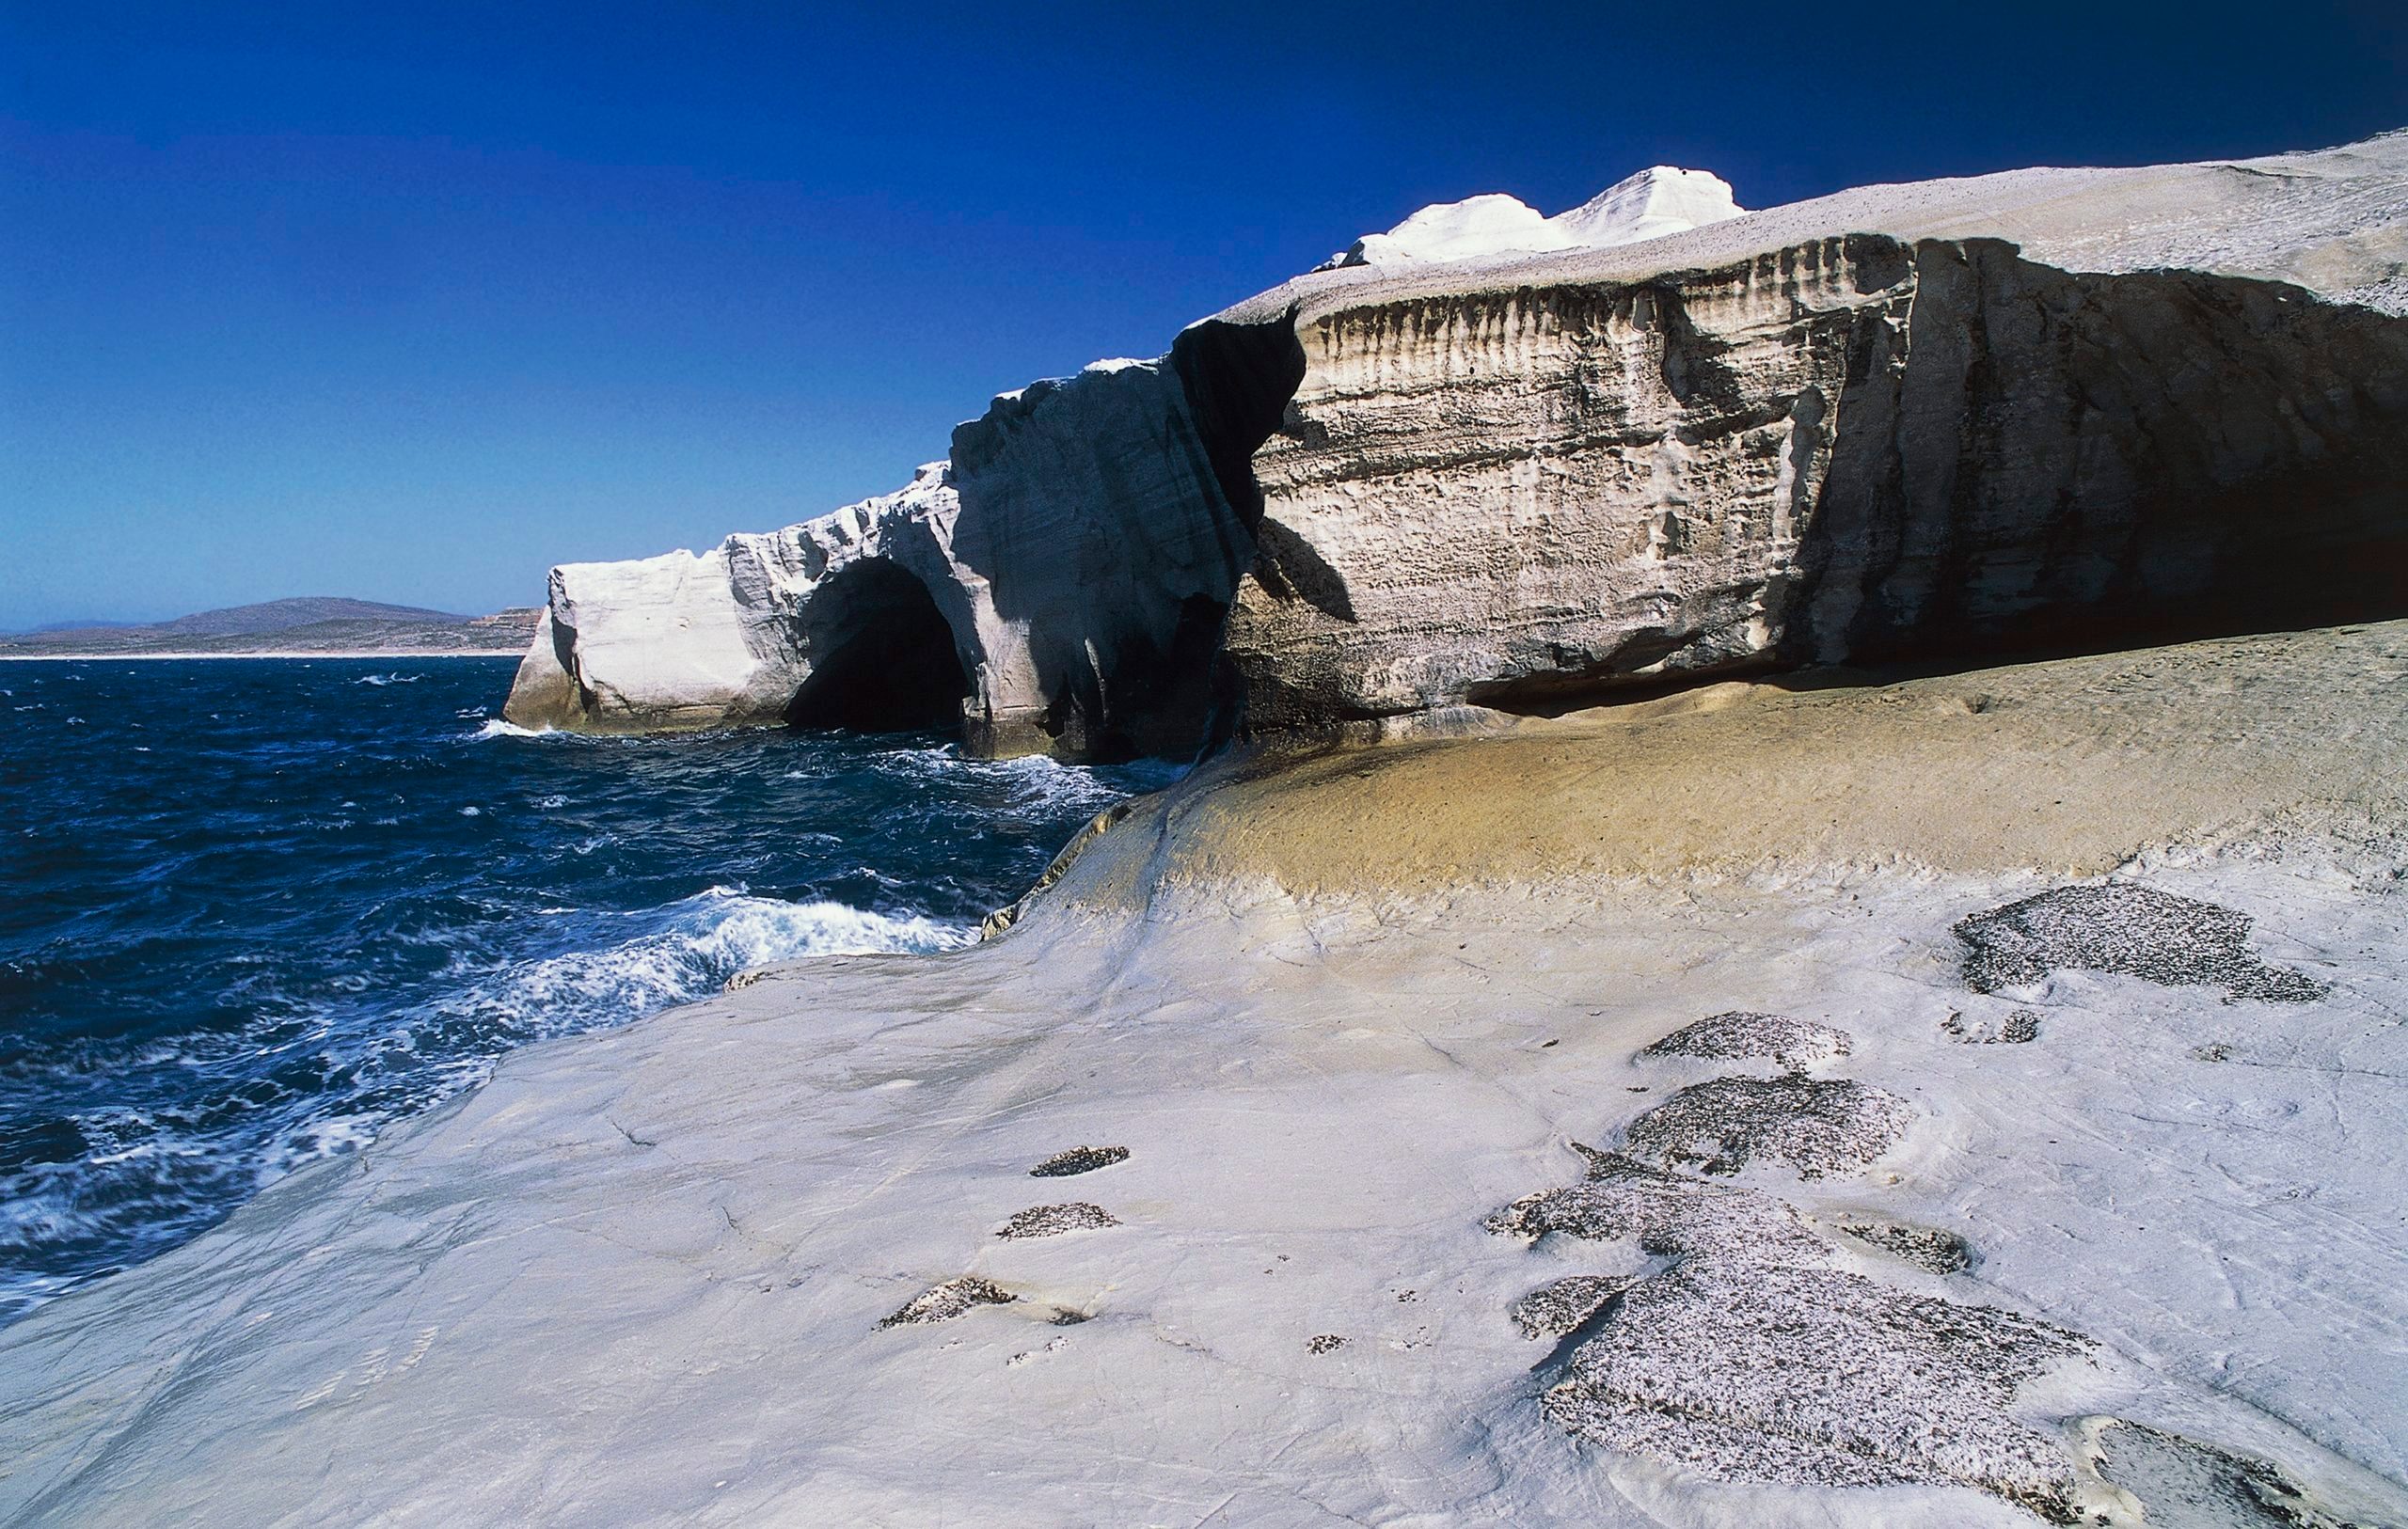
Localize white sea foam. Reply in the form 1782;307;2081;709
870;745;1187;815
431;891;970;1042
471;718;554;740
0;889;974;1326
355;673;424;686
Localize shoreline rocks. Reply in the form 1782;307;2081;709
504;130;2408;759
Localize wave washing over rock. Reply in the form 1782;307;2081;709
0;660;1161;1328
8;134;2408;1528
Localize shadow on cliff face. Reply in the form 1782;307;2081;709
784;560;972;735
943;312;1307;763
1781;238;2408;675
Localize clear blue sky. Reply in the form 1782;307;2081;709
4;1;2400;626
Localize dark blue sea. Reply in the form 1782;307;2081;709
0;657;1173;1325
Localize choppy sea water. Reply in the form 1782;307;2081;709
0;657;1175;1325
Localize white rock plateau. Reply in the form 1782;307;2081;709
7;623;2408;1525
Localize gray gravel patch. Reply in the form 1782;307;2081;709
1624;1076;1915;1179
1029;1145;1131;1177
1545;1260;2092;1520
1831;1216;1975;1274
997;1203;1120;1239
1484;1146;1824;1261
2084;1418;2358;1529
877;1276;1017;1330
1510;1275;1636;1339
1955;885;2330;1002
1640;1011;1852;1070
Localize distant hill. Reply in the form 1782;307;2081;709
0;599;540;657
152;598;471;637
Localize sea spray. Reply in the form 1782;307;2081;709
0;656;1166;1323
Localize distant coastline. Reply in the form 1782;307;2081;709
0;596;540;661
0;649;526;661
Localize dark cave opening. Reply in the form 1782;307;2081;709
784;560;971;735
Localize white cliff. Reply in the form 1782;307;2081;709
505;464;958;734
507;339;1291;760
507;132;2408;758
1312;166;1745;270
1227;131;2408;728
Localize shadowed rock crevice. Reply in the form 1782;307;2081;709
1785;240;2408;673
1170;309;1308;535
784;560;972;734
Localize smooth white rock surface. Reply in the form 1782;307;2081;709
6;625;2407;1526
1315;166;1746;270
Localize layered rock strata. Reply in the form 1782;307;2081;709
1229;233;2408;724
507;131;2408;754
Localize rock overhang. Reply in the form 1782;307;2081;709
504;130;2408;761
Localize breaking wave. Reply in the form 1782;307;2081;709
0;658;1164;1325
471;717;556;739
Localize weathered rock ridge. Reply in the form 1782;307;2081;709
505;130;2408;756
508;327;1303;760
1230;232;2408;724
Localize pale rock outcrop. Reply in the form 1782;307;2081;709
1227;133;2408;726
505;465;959;734
508;334;1300;759
511;132;2408;754
1312;166;1744;270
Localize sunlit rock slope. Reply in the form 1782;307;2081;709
11;622;2408;1526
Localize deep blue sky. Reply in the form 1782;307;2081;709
4;2;2401;626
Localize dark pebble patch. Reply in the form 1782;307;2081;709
1955;885;2329;1002
1031;1145;1131;1178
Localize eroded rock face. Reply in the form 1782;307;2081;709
1227;233;2408;726
506;332;1302;761
509;133;2408;756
